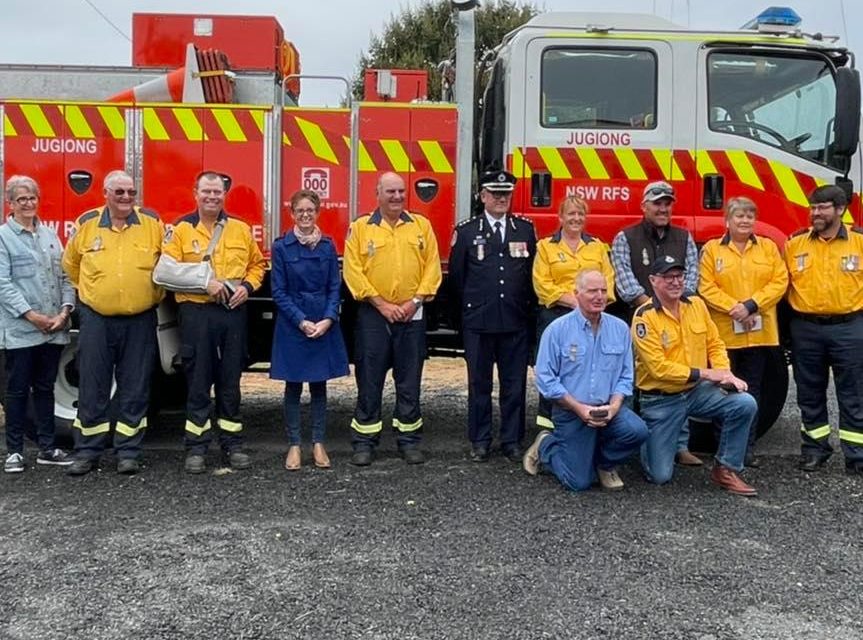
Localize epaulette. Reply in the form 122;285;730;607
76;209;101;225
137;206;160;220
582;232;596;243
789;227;810;239
456;218;476;228
512;214;534;225
634;302;653;318
850;226;863;235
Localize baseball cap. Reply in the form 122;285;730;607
650;255;685;275
642;181;676;203
480;170;516;192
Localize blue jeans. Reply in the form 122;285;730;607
539;405;648;492
4;343;63;454
639;381;756;484
284;381;327;445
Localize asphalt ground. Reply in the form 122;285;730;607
0;360;861;640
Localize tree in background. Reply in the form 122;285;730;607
352;0;538;101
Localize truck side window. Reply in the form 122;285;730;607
707;51;840;170
540;48;657;129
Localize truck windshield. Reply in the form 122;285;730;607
707;51;840;170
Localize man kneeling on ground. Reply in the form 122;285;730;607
524;269;648;491
632;256;758;496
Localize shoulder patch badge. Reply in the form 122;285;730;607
163;225;174;243
635;323;647;339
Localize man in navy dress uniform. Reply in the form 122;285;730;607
449;170;537;462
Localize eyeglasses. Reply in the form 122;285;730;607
486;191;512;200
808;203;834;212
293;208;317;216
658;273;685;283
14;196;38;204
111;188;138;197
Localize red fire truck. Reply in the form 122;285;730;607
0;7;860;439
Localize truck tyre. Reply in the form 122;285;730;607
688;346;790;452
53;334;81;444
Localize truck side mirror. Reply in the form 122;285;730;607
833;67;860;158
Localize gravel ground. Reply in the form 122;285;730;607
0;359;861;640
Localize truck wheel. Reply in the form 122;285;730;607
688;346;790;452
53;335;81;443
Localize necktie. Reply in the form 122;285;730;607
494;220;503;245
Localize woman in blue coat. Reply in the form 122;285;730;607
270;190;349;470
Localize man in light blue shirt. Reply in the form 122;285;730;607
524;269;647;491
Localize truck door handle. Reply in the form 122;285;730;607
531;172;551;207
703;174;724;210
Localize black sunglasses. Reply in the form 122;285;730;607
646;187;674;197
112;188;138;196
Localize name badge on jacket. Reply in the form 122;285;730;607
508;241;528;258
473;236;486;261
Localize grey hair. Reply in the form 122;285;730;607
575;268;606;292
103;170;133;190
5;175;39;202
725;196;757;221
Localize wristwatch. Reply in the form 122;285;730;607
412;296;424;307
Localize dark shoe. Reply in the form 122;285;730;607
744;450;761;468
4;453;24;474
503;445;525;463
676;450;703;466
67;458;96;476
710;464;757;497
351;449;373;467
36;449;74;466
228;450;252;470
469;446;490;463
401;447;426;465
117;458;140;475
523;431;550;476
844;460;863;476
184;454;206;475
799;453;829;472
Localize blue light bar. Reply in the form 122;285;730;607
756;6;802;26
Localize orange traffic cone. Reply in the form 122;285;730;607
107;43;205;104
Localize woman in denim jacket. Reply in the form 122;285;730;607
0;176;75;473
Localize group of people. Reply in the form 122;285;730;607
1;168;861;495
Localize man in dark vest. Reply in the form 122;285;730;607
611;180;701;466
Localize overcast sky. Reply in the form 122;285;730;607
0;0;859;105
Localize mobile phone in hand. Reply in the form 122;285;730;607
589;408;609;419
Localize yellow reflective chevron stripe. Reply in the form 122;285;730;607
20;104;55;137
351;418;383;435
143;108;169;141
393;418;423;433
346;136;376;172
577;148;610;179
651;149;684;181
212;109;246;142
692;149;718;177
249;109;265;135
380;139;414;172
838;429;863;445
726;150;763;189
539;147;571;179
72;419;110;437
4;113;17;136
218;418;243;433
115;418;148;438
296;116;338;164
97;106;125;139
768;159;808;206
418;140;453;173
511;147;531;179
843;210;854;224
185;419;211;436
801;424;831;440
173;108;206;142
536;415;555;430
64;105;95;138
615;148;647;180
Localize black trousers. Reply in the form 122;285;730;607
351;303;425;450
535;305;571;429
75;304;156;460
463;328;528;451
791;315;863;462
179;303;247;454
728;346;768;448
